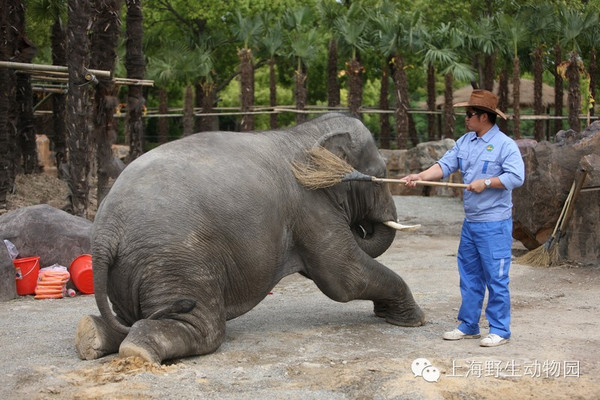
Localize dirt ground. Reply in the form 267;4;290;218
1;175;599;399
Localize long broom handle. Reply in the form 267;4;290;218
371;177;468;188
551;179;576;238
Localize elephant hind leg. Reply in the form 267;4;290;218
75;315;128;360
119;316;225;364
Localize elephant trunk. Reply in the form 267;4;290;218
352;220;396;258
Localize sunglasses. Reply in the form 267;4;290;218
465;110;480;118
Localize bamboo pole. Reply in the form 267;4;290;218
0;61;154;86
0;60;112;78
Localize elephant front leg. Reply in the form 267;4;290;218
365;265;425;327
308;251;425;327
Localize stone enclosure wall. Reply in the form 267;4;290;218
381;125;600;266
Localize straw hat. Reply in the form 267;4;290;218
453;89;508;120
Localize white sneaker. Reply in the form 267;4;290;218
442;328;481;340
480;333;509;347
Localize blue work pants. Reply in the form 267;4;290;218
456;218;513;339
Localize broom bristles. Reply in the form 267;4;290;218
292;146;354;189
516;245;551;267
516;241;562;267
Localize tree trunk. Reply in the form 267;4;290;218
126;0;145;161
239;47;254;131
14;2;37;174
443;72;455;139
589;48;597;117
392;54;409;149
553;44;564;135
327;38;340;108
295;66;307;125
91;0;122;206
483;52;495;91
0;0;20;211
183;85;194;136
66;0;93;217
347;58;363;119
198;80;218;132
512;56;521;139
532;46;544;141
379;60;391;149
426;63;436;141
269;58;277;129
157;88;168;143
51;17;68;177
497;68;509;134
567;51;581;132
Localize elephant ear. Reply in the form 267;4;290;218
314;131;355;165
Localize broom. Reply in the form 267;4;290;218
292;146;468;190
517;169;587;267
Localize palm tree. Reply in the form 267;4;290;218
14;1;38;175
558;7;598;132
259;19;284;129
283;6;320;125
0;0;22;211
464;16;499;91
525;4;555;141
498;12;529;139
90;0;122;204
194;32;226;133
66;0;93;217
372;8;424;149
368;0;399;148
316;0;343;109
125;0;146;161
334;3;368;119
28;0;68;175
422;23;474;140
230;11;263;131
584;23;600;118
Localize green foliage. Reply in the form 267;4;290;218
22;0;600;142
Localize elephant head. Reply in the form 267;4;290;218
314;129;398;258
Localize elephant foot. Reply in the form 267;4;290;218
374;302;426;327
75;315;126;360
373;301;388;318
119;340;161;365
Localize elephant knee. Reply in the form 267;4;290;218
321;281;363;303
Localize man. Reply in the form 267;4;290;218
402;89;525;347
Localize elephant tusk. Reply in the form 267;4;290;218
358;224;367;239
383;220;421;231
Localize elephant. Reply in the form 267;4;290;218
75;113;425;364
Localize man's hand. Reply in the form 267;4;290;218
400;173;421;187
467;179;487;193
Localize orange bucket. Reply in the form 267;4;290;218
70;254;94;294
14;256;40;295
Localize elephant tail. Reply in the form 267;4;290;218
92;239;131;335
93;240;198;335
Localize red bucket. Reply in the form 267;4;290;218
14;256;40;295
70;254;94;294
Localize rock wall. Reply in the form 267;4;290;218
381;138;463;197
513;122;600;266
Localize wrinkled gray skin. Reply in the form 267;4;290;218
75;113;425;364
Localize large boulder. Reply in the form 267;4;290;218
0;204;92;270
0;242;17;301
381;138;463;197
513;121;600;265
